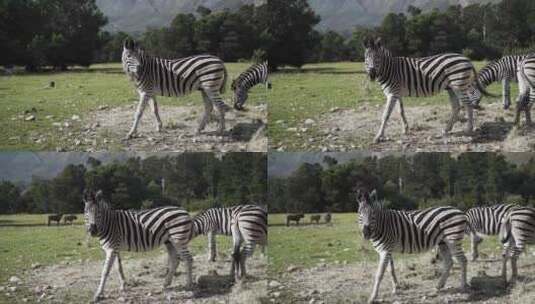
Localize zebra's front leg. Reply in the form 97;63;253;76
448;241;468;290
116;253;126;292
503;78;511;110
207;231;217;262
94;249;117;302
197;91;213;134
177;246;193;289
126;93;150;139
398;98;409;135
444;90;460;134
436;242;453;290
163;242;179;289
501;245;509;286
470;233;482;261
388;254;399;295
369;251;389;304
374;95;397;143
525;102;533;126
150;96;163;132
463;104;474;136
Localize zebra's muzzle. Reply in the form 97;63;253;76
362;225;372;240
367;69;377;81
88;224;98;237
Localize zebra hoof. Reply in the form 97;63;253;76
92;294;103;303
373;136;385;143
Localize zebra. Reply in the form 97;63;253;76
191;205;267;280
121;38;230;139
500;206;535;285
310;214;321;224
363;37;495;143
83;189;194;302
48;214;63;226
514;54;535;126
357;189;468;303
63;214;78;225
465;204;517;261
478;55;529;110
286;213;304;226
231;61;271;111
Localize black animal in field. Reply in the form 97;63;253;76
324;212;332;224
63;214;78;225
286;213;304;226
310;215;321;224
48;214;63;226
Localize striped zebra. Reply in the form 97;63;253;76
514;54;535;126
357;190;468;303
121;38;230;139
478;55;528;110
363;37;495;143
465;204;517;261
83;189;194;302
192;205;267;280
231;61;271;111
500;206;535;284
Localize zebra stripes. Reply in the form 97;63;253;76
192;205;268;280
515;54;535;126
357;190;468;303
231;61;271;111
500;206;535;284
121;38;230;139
83;189;194;301
363;37;494;143
478;55;528;110
465;204;517;261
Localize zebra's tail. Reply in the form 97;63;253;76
473;67;499;98
499;212;513;244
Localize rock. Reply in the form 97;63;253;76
8;286;16;292
269;281;281;288
272;292;281;298
31;263;41;269
45;115;54;119
98;105;109;110
71;115;80;121
304;118;315;125
52;122;62;127
25;115;36;121
277;146;285;152
0;286;5;292
63;122;70;128
330;107;341;113
8;276;20;284
74;139;81;146
286;265;299;272
275;120;285;124
118;296;126;302
286;127;297;132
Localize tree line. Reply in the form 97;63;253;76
0;153;266;214
268;153;535;213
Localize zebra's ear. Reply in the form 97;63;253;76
374;37;382;48
95;190;103;201
124;38;135;51
369;189;377;201
362;37;371;48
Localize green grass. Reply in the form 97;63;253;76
268;61;514;150
268;213;502;275
0;62;265;150
0;213;235;302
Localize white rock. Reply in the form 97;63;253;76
272;292;281;298
8;276;20;284
304;118;315;125
25;115;36;121
268;281;281;288
71;115;80;121
8;286;16;292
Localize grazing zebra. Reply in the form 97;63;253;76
83;189;194;301
63;214;78;225
48;214;63;226
357;190;468;303
514;54;535;126
286;213;304;226
192;205;267;280
324;212;332;224
363;37;495;143
500;206;535;284
121;38;230;139
465;204;517;261
478;55;528;110
310;215;321;224
231;61;271;111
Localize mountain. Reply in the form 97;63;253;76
96;0;496;34
96;0;263;33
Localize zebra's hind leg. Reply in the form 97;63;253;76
204;89;230;136
150;96;163;132
388;254;399;294
398;98;409;135
239;242;257;279
463;104;475;135
470;233;483;262
126;92;150;139
197;91;214;134
94;249;117;302
163;242;179;289
436;242;453;290
176;245;194;289
448;241;468;290
231;223;244;281
369;251;389;303
207;231;217;262
116;253;126;292
374;95;397;143
444;89;460;135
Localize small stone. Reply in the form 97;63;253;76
8;286;16;292
98;105;109;110
74;139;81;146
286;127;297;132
8;276;20;284
71;115;80;121
275;120;285;124
277;146;285;152
269;281;281;288
63;122;70;128
45;115;54;119
31;263;41;269
304;118;315;125
118;296;126;302
25;115;35;121
286;265;299;272
272;292;281;298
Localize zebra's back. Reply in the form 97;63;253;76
232;61;268;91
466;204;516;236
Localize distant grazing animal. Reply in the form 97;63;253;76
478;55;529;110
514;54;535;126
231;61;271;111
357;189;468;303
192;205;267;280
63;214;78;225
324;212;332;224
121;38;230;139
363;37;495;143
500;206;535;284
48;214;63;226
83;189;194;302
310;215;321;224
286;213;304;226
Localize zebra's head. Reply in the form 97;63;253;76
356;189;378;240
363;37;386;81
122;38;142;78
83;189;105;237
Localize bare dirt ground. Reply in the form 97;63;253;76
18;251;267;303
73;103;267;152
300;102;534;152
268;251;535;304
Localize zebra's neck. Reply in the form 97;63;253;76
376;51;395;84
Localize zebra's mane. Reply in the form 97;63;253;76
232;62;267;89
369;199;388;210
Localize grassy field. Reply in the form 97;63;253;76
268;62;512;151
0;62;265;151
0;213;236;303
